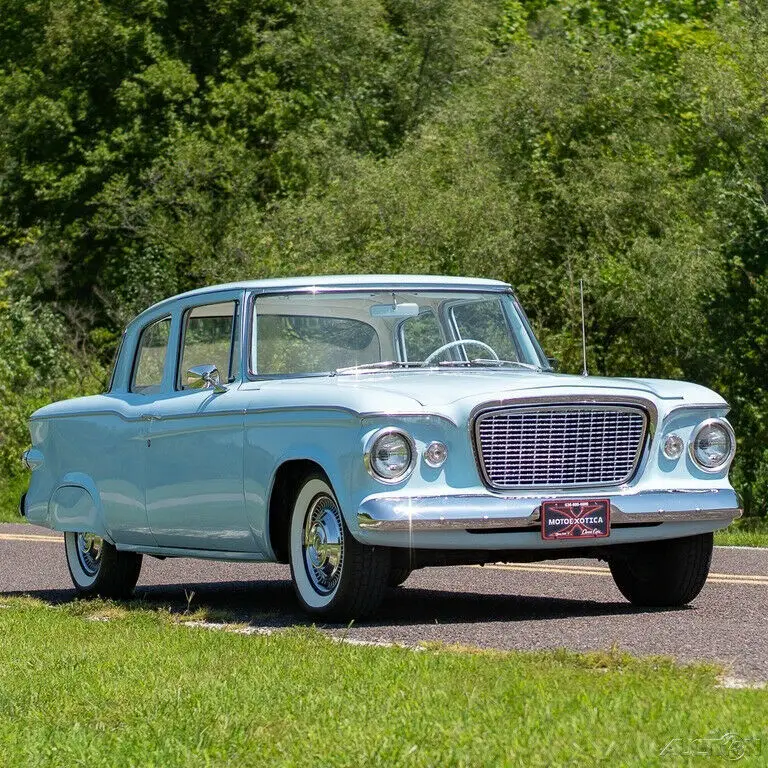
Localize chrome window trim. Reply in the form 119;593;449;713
129;314;172;395
245;286;537;381
470;396;656;492
175;299;239;391
106;331;126;394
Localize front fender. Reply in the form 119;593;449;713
272;442;356;515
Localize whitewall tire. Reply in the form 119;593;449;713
289;474;390;620
64;532;143;599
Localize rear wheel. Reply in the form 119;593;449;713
609;533;713;607
289;474;390;620
64;532;142;599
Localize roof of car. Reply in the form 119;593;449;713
131;274;512;327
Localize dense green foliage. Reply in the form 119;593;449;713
0;597;766;765
1;0;767;515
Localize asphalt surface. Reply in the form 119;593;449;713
1;523;766;682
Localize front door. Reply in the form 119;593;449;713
144;296;255;552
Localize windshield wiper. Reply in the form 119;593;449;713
335;360;423;374
437;358;543;371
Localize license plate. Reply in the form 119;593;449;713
541;499;610;541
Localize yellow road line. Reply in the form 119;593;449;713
0;533;62;542
482;563;611;576
710;571;768;581
707;576;768;586
3;534;766;584
473;562;768;585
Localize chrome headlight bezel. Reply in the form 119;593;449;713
424;440;448;468
364;427;417;484
662;433;684;460
688;418;736;473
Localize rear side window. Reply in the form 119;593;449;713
178;301;239;388
132;317;171;394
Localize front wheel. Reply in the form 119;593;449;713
609;532;713;607
289;474;390;620
64;532;143;599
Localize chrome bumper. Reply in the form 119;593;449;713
357;489;742;532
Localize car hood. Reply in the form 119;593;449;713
331;369;726;410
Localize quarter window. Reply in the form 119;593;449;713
132;317;171;394
179;302;239;389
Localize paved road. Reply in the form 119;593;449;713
1;523;766;682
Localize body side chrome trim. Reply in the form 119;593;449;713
29;404;458;426
359;411;458;426
664;402;730;416
116;544;268;561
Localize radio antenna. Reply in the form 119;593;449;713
580;279;588;377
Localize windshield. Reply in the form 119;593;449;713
250;290;547;376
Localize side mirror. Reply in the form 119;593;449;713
547;357;559;372
186;364;227;393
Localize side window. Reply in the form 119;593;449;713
399;310;443;362
179;301;238;388
132;317;171;394
451;298;519;361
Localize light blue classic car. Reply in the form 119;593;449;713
21;275;741;618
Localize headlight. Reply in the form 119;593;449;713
689;419;735;472
364;428;416;483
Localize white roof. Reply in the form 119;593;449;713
132;274;511;326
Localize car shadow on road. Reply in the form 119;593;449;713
1;577;687;630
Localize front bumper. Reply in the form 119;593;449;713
357;488;742;532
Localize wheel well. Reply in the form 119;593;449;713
268;460;328;564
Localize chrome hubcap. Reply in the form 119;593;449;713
303;494;344;595
76;533;103;577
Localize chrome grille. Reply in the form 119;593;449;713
475;406;647;489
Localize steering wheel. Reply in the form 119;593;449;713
423;339;500;366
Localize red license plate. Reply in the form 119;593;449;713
541;499;611;541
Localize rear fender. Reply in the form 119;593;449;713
48;474;112;542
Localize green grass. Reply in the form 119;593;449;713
714;517;768;548
0;474;26;523
0;598;765;766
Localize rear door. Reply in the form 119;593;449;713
144;292;255;551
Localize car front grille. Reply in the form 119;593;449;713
474;405;647;489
